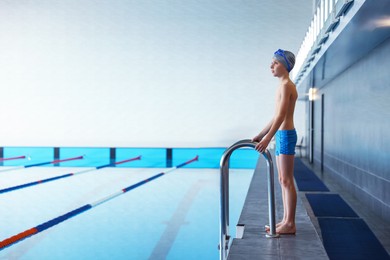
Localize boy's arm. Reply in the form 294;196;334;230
252;119;273;142
255;85;290;152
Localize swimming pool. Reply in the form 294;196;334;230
0;148;256;259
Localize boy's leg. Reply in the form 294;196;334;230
277;155;287;226
276;154;296;234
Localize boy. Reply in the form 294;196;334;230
252;49;298;235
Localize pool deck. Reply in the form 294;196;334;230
227;156;329;260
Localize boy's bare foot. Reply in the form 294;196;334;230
276;223;296;235
265;221;284;231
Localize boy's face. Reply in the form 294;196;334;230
270;58;287;77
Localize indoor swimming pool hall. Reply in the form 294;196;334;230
0;0;389;259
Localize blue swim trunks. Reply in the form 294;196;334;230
275;129;297;156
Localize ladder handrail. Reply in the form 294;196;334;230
219;139;279;260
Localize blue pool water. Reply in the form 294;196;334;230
0;148;257;259
1;147;258;168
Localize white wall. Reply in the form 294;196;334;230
0;1;311;148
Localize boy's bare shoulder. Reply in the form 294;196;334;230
281;79;296;93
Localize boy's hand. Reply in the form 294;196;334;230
255;136;271;153
252;134;263;142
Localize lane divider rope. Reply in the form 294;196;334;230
0;156;28;162
0;156;141;194
0;155;198;250
0;156;85;173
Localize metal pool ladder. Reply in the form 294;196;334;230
219;139;279;260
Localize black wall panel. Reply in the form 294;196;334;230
310;37;390;220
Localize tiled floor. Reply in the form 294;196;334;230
227;156;328;260
301;158;390;257
227;155;390;260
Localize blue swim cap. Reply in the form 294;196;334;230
273;49;295;72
